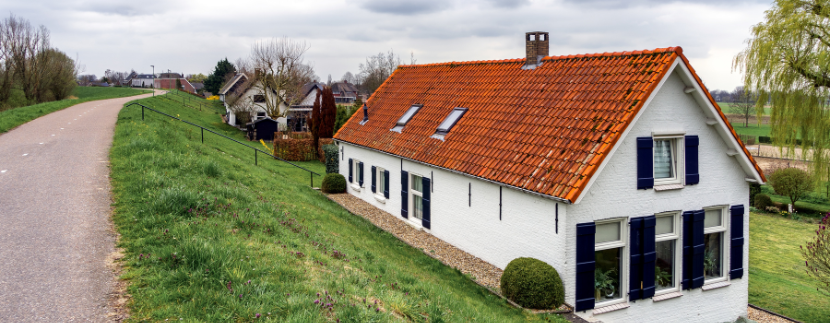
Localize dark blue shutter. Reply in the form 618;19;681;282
422;177;431;229
642;216;657;298
348;158;353;183
691;210;705;289
629;217;644;300
401;171;409;218
730;205;745;279
637;137;654;189
682;211;693;290
358;162;364;187
384;170;390;199
371;166;377;193
575;223;596;312
686;135;700;185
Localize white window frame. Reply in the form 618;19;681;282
375;167;387;203
654;211;681;296
703;206;729;285
350;159;362;191
409;172;424;228
652;134;685;187
594;218;627;308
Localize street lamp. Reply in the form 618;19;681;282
151;65;155;96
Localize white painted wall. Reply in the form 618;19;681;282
565;69;750;322
131;77;154;88
337;142;568;273
225;84;288;127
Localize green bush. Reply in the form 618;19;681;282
321;173;346;193
500;257;564;309
323;144;339;174
794;204;830;216
754;193;773;211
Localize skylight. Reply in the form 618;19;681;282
431;107;468;140
391;105;421;132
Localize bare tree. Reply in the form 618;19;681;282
729;86;756;127
225;89;255;126
104;69;129;86
247;37;316;119
358;50;402;94
0;14;52;103
342;71;355;83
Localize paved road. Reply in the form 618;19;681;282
0;92;155;322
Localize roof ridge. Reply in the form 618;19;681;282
398;47;682;69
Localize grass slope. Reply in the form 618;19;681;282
0;87;150;134
749;212;830;322
110;93;567;322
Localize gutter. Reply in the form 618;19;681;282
334;139;573;205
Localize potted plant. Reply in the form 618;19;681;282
655;265;672;288
594;268;617;300
704;249;719;277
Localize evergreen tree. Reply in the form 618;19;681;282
204;58;236;94
319;87;336;138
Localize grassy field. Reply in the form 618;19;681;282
109;92;567;322
718;102;771;116
760;185;830;216
749;212;830;322
730;122;772;137
0;86;151;134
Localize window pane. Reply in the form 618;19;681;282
656;216;674;235
379;170;386;194
397;106;420;126
705;209;722;228
704;232;723;280
413;195;423;220
655;240;675;290
595;248;622;302
654;140;674;179
595;222;620;244
411;174;422;192
437;109;465;132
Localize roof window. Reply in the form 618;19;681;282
432;107;468;140
391;105;421;132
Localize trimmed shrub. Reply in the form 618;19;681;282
500;257;564;309
794;204;830;216
323;144;339;174
753;193;773;211
321;173;346;193
769;168;815;206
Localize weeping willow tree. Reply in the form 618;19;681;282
734;0;830;193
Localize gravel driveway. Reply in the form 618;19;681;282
0;93;154;322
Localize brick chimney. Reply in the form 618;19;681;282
524;31;549;69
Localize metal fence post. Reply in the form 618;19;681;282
310;172;313;187
201;128;204;143
255;149;258;165
142;106;144;120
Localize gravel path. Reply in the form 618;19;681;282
747;305;801;323
0;92;155;322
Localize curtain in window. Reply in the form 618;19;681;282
653;140;673;179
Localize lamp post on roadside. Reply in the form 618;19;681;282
151;65;155;96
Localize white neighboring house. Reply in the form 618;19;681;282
220;73;289;127
131;74;155;88
333;32;765;323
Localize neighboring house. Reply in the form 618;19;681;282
220;73;288;128
191;82;204;93
330;81;358;105
333;32;765;322
288;82;325;132
131;74;155;88
154;78;196;93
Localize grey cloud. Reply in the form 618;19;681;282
358;0;452;15
560;0;769;8
485;0;531;8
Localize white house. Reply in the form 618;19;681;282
131;74;155;88
333;32;765;322
220;73;288;127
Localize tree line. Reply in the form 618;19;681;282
0;14;78;110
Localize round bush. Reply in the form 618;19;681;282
753;193;773;211
500;257;564;309
321;173;346;193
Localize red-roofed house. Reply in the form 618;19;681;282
333;32;764;322
154;78;196;93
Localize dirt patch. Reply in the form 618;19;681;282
105;241;131;322
67;95;79;100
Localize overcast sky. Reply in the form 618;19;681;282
4;0;771;91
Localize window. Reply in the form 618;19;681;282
411;173;424;221
653;136;684;186
595;220;625;305
655;212;680;294
253;95;265;103
392;105;421;132
376;167;387;198
435;108;468;135
704;207;727;282
351;159;363;188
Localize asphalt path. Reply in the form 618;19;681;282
0;92;156;321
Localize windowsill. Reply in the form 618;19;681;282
652;291;683;302
592;301;630;315
702;281;731;291
374;194;386;204
654;183;684;191
350;184;361;192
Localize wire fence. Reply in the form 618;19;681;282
126;102;322;187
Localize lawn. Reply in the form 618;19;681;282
109;92;567;322
730;122;772;138
760;185;830;216
749;212;830;322
0;86;151;133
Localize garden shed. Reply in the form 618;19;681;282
333;32;766;322
247;118;279;141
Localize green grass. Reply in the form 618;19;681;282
0;86;151;133
718;102;771;116
109;92;568;322
760;185;830;215
730;122;772;137
749;212;830;322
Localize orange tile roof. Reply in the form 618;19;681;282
334;47;765;202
